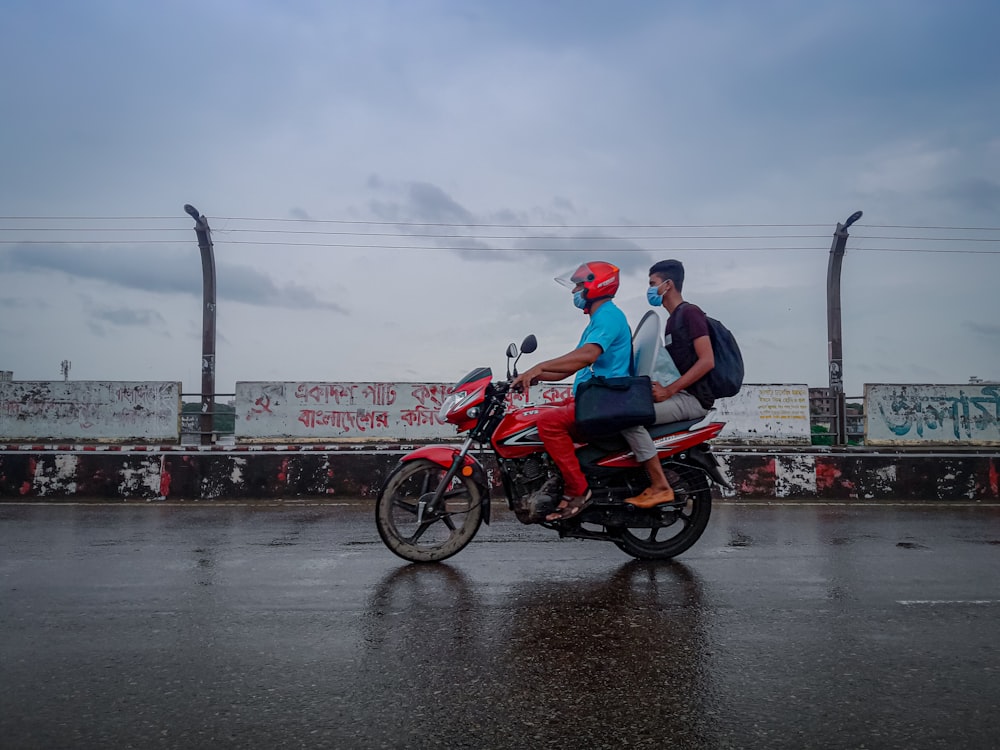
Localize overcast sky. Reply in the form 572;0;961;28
2;0;998;397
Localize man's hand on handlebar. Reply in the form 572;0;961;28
511;366;541;394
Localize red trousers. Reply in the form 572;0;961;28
535;398;589;497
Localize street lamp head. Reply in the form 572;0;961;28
843;210;863;229
184;204;201;221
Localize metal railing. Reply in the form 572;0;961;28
809;391;865;445
180;393;236;445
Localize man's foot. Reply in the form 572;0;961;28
625;485;675;508
545;490;593;521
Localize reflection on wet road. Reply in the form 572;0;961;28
2;501;999;748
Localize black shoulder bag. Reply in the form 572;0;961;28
574;374;655;438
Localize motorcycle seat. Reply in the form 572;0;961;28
580;418;704;457
646;418;702;438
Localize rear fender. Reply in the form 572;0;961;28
595;421;726;470
398;445;492;524
683;444;730;488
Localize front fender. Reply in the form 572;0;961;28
397;445;492;525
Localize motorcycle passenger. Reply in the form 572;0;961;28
510;261;632;521
621;259;715;508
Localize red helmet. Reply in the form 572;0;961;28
556;261;620;303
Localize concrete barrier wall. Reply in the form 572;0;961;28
234;381;812;444
6;379;999;448
712;385;811;444
866;384;1000;445
2;445;996;502
234;380;555;441
0;381;181;442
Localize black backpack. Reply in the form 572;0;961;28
676;303;744;399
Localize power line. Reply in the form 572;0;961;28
210;242;1000;254
2;239;997;254
0;228;833;240
0;216;186;222
1;215;998;255
3;216;999;231
0;240;184;245
3;227;999;245
0;228;191;233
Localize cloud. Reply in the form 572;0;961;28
964;320;1000;340
368;179;473;225
935;178;1000;214
219;264;347;312
362;178;652;273
3;244;196;295
91;307;166;327
82;299;168;339
0;244;348;314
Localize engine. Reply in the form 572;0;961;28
499;456;560;524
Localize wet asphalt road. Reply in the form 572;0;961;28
2;500;1000;750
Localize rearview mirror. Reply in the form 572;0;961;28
520;335;537;355
506;343;518;359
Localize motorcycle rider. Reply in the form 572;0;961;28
510;261;632;521
621;259;715;507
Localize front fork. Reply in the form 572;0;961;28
417;436;473;524
401;437;492;526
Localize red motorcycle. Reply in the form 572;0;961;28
375;314;729;563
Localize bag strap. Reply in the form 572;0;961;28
672;300;689;326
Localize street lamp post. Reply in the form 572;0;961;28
184;204;217;446
826;210;863;445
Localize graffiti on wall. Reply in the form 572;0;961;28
711;385;811;444
235;381;811;443
0;381;181;441
865;384;1000;445
236;381;574;441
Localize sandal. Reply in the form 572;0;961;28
545;490;593;522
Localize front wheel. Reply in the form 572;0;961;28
612;464;713;561
375;458;484;563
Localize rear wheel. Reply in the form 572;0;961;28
613;464;713;561
375;458;484;563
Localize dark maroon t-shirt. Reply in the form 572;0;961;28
665;302;715;409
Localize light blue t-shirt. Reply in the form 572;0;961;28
572;300;633;394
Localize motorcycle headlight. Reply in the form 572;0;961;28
438;391;467;421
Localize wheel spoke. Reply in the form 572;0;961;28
407;521;434;543
420;471;436;495
392;497;419;515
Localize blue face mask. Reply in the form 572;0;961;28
647;284;664;307
573;290;588;309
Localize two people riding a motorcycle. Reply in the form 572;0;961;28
510;259;716;521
